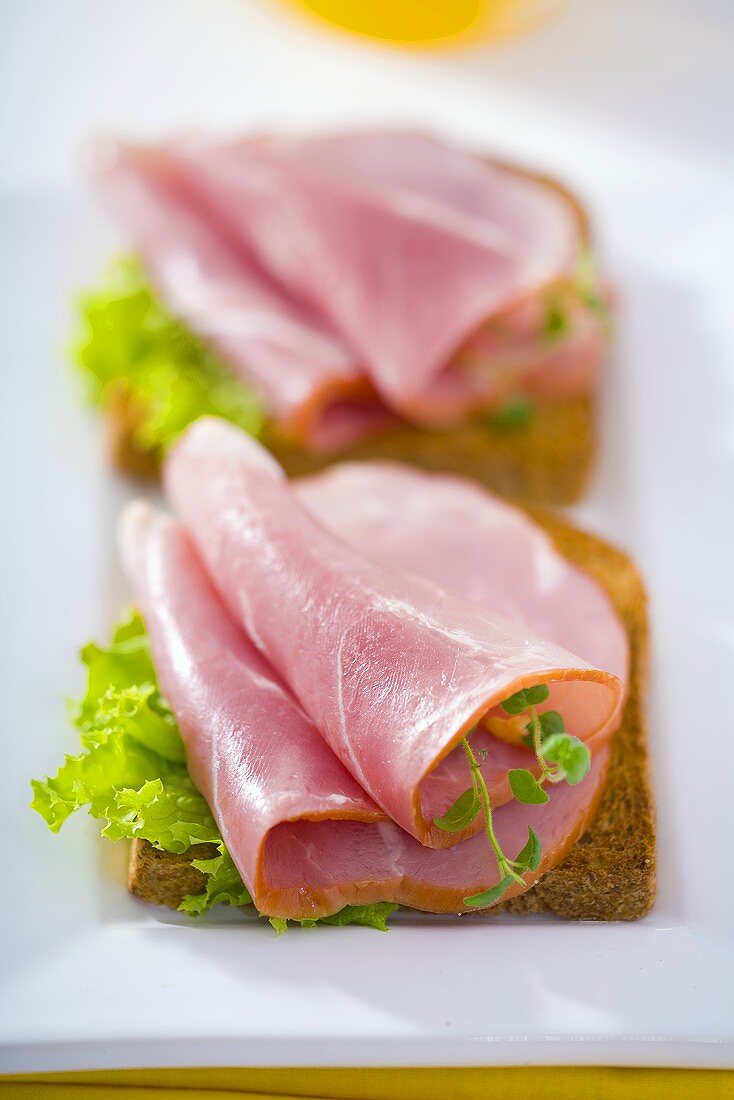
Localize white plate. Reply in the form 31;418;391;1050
1;0;733;1073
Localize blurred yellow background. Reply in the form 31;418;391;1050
282;0;566;47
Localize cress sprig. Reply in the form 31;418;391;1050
506;684;591;804
432;683;591;910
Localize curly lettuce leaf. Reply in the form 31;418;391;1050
317;902;398;931
31;612;396;930
180;843;252;916
269;901;398;934
32;613;193;836
73;258;265;460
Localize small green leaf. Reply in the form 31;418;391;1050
269;916;289;935
543;301;568;339
539;709;565;736
485;396;536;430
501;684;549;715
508;769;550;805
523;708;566;748
433;787;481;832
464;875;515;908
514;827;542;872
541;734;591;785
500;689;528;715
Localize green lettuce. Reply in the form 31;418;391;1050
72;258;265;461
180;844;251;917
31;612;397;932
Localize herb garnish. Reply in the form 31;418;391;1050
543;298;569;339
484;395;536;430
433;683;591;910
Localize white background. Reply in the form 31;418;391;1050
1;0;733;1072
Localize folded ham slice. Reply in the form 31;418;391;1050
120;501;388;916
171;130;605;424
164;417;622;848
120;498;610;919
91;141;391;452
297;461;629;818
296;461;629;707
263;755;610;917
93;130;608;450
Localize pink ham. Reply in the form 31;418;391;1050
296;461;628;690
164;417;622;848
296;462;629;802
450;283;606;414
171;130;604;423
119;500;389;916
91;141;390;452
263;748;610;917
120;498;610;919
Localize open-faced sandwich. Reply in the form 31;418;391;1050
76;129;611;505
33;418;654;929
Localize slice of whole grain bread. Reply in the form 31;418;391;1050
266;396;594;508
128;508;655;921
107;390;594;507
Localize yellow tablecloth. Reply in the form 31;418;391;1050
2;1067;732;1099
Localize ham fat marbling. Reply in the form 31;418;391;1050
163;418;623;852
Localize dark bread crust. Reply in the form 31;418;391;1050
266;397;593;508
497;510;655;919
128;510;655;922
106;388;594;508
128;840;213;908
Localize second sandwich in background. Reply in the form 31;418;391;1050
77;128;611;503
